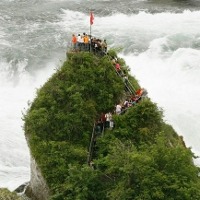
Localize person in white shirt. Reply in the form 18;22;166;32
105;112;112;128
77;34;81;51
116;104;122;115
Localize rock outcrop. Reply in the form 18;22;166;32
23;51;200;199
25;157;49;200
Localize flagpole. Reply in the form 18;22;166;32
90;18;92;52
89;11;94;53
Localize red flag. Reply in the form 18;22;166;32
90;12;94;25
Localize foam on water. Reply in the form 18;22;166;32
121;46;200;164
0;58;57;191
58;9;200;164
1;5;200;190
42;8;200;166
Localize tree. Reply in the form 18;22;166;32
24;50;200;199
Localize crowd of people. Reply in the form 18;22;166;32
72;33;147;141
94;88;148;135
89;87;147;167
71;33;107;55
115;88;148;115
83;36;148;166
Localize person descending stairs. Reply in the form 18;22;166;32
87;47;148;167
112;57;137;96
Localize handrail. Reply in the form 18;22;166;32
87;122;96;165
126;79;137;94
87;60;142;165
113;65;136;95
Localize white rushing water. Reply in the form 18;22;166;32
1;4;200;190
69;10;200;163
120;11;200;165
0;59;56;191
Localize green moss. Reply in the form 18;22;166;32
24;50;200;200
0;188;21;200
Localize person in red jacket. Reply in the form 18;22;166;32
115;63;120;71
115;63;121;75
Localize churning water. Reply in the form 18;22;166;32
0;0;200;191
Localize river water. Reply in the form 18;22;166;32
0;0;200;191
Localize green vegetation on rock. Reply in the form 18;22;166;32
0;188;21;200
24;50;200;200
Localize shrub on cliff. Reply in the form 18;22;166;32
24;51;200;200
0;189;21;200
24;51;128;196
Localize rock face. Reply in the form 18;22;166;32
25;157;49;200
15;182;29;193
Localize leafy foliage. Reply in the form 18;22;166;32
24;50;200;199
0;189;21;200
112;99;163;145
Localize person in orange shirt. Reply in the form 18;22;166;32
72;34;77;50
84;34;89;51
136;88;142;96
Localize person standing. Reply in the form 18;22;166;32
116;104;122;115
71;34;77;51
115;63;121;74
77;34;81;51
105;112;112;128
101;39;107;54
84;34;89;51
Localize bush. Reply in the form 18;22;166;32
24;51;200;199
